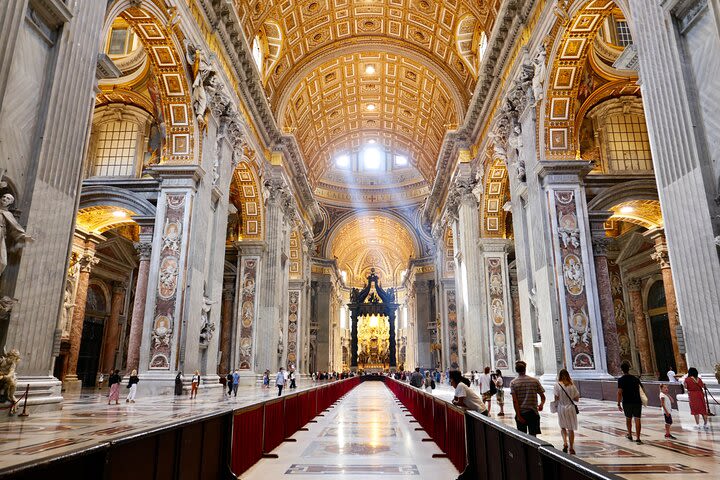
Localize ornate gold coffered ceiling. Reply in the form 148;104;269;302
232;0;501;183
329;213;418;286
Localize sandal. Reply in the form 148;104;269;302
562;445;568;453
626;434;633;441
569;448;576;455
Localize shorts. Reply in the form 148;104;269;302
516;410;541;435
496;389;505;405
622;403;642;419
664;413;673;425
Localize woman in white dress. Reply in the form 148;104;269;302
554;369;580;454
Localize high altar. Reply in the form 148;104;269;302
347;269;398;372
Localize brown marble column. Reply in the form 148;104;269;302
627;278;654;378
100;282;126;374
125;242;151;372
648;231;688;373
64;246;99;391
592;237;622;376
219;282;234;374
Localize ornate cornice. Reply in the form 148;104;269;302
197;0;320;226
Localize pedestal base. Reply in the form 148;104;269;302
63;376;82;395
15;376;63;413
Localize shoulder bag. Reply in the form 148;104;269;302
638;380;649;407
559;384;580;414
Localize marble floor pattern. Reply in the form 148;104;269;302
430;383;719;479
0;380;718;479
242;381;458;479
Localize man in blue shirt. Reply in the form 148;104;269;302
232;369;240;397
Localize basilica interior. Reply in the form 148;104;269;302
1;0;720;478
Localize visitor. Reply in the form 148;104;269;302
667;366;678;383
553;369;580;454
479;366;494;412
174;371;184;397
495;369;505;416
450;370;487;415
289;369;297;389
424;371;434;393
435;369;441;384
410;367;424;388
617;361;643;444
126;369;139;404
232;369;240;397
263;369;270;388
684;367;709;430
659;384;676;439
510;360;545;436
226;372;233;396
189;370;200;399
276;367;286;396
107;369;122;405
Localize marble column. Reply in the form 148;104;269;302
125;242;151;372
219;281;234;374
509;281;523;362
448;164;489;371
591;237;622;376
99;282;126;375
627;279;654;378
538;162;609;378
413;279;433;369
64;244;99;392
647;230;688;373
630;1;720;375
480;239;514;371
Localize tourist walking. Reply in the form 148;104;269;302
479;366;494;412
424;371;434;393
126;369;139;403
226;372;233;396
410;367;424;388
107;370;122;405
174;371;184;396
495;369;505;416
510;361;545;436
553;369;580;454
667;366;678;383
450;370;487;415
232;369;240;396
684;367;710;430
659;384;677;439
190;370;200;399
617;361;643;444
289;370;297;389
263;370;270;388
276;367;286;396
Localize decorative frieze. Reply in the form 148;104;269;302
236;256;259;370
445;288;459;369
486;257;511;369
287;290;300;370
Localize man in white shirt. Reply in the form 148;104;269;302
667;368;678;383
450;371;488;415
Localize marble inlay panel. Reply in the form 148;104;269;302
285;464;420;475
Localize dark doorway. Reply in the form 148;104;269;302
647;280;673;380
77;317;105;386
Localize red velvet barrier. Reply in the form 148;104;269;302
446;405;467;472
283;394;300;439
263;399;285;453
231;405;264;476
432;397;447;452
298;391;312;428
308;388;318;417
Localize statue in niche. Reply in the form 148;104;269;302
199;294;217;346
277;327;284;355
0;193;33;280
60;279;75;334
0;349;20;415
532;44;547;105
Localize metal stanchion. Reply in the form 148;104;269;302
18;384;30;417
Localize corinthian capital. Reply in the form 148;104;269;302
78;252;99;273
134;242;152;261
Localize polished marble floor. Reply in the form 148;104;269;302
431;383;719;479
242;381;458;479
0;379;718;479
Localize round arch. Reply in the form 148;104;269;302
230;162;264;241
103;1;196;163
79;185;157;217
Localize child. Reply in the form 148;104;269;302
659;384;676;439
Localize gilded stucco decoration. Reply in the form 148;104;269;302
543;0;637;159
329;214;417;287
289;228;303;280
608;200;663;230
76;207;137;234
107;6;196;163
229;162;264;241
482;157;510;237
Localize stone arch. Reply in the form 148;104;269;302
230;162;264;241
79;185;157;218
102;1;196;164
587;179;659;212
542;0;637;159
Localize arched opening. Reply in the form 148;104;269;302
647;280;673;380
77;282;110;387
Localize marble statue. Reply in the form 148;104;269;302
0;194;33;280
185;42;213;131
532;44;547;105
60;280;75;334
277;327;284;355
0;349;20;415
199;295;217;346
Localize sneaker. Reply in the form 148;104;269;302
703;424;710;431
635;439;643;445
626;434;633;441
665;434;677;439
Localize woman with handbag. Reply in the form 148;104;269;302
553;369;580;454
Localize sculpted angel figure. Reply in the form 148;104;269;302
185;41;214;131
0;194;33;279
0;349;20;415
532;44;547;105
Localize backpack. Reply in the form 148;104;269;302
489;375;498;395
